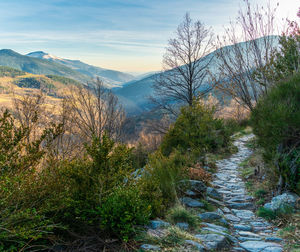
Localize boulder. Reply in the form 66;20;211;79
263;193;299;212
180;197;204;208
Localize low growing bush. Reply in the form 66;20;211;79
100;185;152;241
160;100;231;157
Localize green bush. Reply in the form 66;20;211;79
100;185;151;241
144;150;189;208
257;205;294;221
160;101;231;157
166;205;199;228
251;72;300;193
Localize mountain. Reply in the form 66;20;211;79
114;36;279;115
27;51;135;87
0;49;91;84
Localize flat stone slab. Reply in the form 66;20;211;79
198;212;222;221
234;224;252;231
228;202;253;209
180;197;204;208
202;222;229;232
140;244;161;251
238;231;261;238
265;237;283;243
224;214;241;222
232;209;255;220
185;240;204;251
149;220;170;229
195;233;230;250
240;241;283;252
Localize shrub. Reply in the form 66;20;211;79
100;185;151;241
257;205;294;221
160;100;231;157
144;150;189;208
251;72;300;193
166;205;199;228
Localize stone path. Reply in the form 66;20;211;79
212;134;284;252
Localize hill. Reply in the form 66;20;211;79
0;65;81;109
27;51;135;87
0;49;91;85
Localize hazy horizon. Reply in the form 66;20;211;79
0;0;298;73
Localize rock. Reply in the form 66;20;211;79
239;241;282;252
206;196;225;207
206;187;222;200
185;240;205;251
232;209;255;220
228;202;253;209
179;180;207;193
180;197;204;208
202;227;238;243
184;190;197;196
149;220;170;230
265;237;283;243
263;193;299;211
195;233;230;250
224;214;241;222
202;222;229;232
233;224;252;231
238;237;262;242
198;212;222;221
176;222;189;230
223;207;231;213
147;229;168;239
219;217;229;225
238;231;260;238
232;247;246;251
140;244;161;251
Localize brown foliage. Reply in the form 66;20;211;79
189;163;212;184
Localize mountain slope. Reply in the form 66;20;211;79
0;49;91;84
114;36;279;115
27;51;135;87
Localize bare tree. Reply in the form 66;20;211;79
151;13;214;116
66;79;125;142
213;0;279;111
13;91;46;143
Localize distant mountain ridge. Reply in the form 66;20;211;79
27;51;135;87
0;49;91;84
115;36;279;115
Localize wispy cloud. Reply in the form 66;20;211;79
0;0;298;71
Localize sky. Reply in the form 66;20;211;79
0;0;298;73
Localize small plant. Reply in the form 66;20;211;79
166;205;200;228
257;207;277;220
254;189;268;198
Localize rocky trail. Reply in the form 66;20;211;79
210;134;284;251
141;134;287;251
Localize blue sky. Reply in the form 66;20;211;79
0;0;298;73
